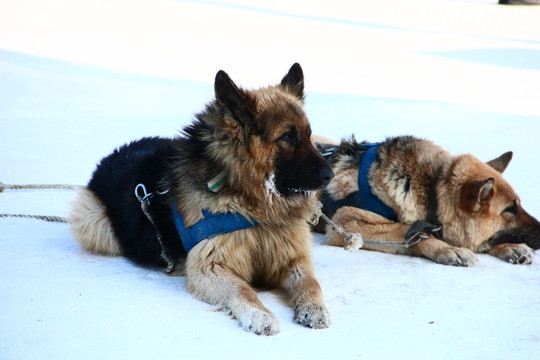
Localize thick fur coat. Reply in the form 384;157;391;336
69;64;334;335
318;135;538;266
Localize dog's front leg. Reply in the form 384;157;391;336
281;261;330;329
186;262;279;336
487;243;534;264
411;237;478;266
330;206;478;266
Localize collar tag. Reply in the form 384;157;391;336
207;170;228;193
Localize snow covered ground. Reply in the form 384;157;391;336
1;0;539;359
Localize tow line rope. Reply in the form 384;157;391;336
0;182;80;223
0;213;68;223
0;183;80;192
0;181;434;249
312;202;434;250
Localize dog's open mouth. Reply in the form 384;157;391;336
266;173;318;198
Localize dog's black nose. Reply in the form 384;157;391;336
318;166;334;186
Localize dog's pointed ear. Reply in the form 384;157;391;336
215;70;248;124
477;178;495;203
280;63;304;101
486;151;513;173
461;177;495;211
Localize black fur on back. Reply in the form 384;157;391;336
86;95;255;270
87;137;186;268
86;63;330;270
329;135;422;167
328;136;375;167
86;113;224;270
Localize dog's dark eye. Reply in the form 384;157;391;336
280;131;297;146
502;202;518;215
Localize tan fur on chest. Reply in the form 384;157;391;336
187;221;312;288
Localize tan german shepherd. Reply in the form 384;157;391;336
315;135;538;266
69;64;334;335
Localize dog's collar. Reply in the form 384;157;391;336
326;143;397;221
171;200;259;253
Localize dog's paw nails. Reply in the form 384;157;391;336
344;234;364;252
239;309;280;336
294;303;331;329
435;247;478;267
501;244;534;265
454;247;478;266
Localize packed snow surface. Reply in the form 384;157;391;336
1;1;539;359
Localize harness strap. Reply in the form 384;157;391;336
171;200;258;253
322;143;441;247
326;143;397;221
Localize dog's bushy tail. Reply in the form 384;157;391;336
68;187;122;256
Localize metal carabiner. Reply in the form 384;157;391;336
135;183;154;203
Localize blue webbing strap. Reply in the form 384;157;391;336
326;143;397;221
171;200;259;253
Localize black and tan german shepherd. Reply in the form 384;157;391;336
315;135;539;266
69;64;334;335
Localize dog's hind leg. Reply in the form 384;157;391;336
185;254;279;336
328;206;477;266
281;260;330;329
68;187;122;256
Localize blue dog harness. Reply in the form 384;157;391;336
171;200;259;253
325;143;397;221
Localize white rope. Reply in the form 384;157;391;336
313;202;427;250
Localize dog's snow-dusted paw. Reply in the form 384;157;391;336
294;303;331;329
238;309;280;336
490;243;534;265
344;234;364;252
435;247;478;267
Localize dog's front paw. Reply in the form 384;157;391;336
489;243;534;265
294;303;330;329
434;247;478;267
238;309;280;336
